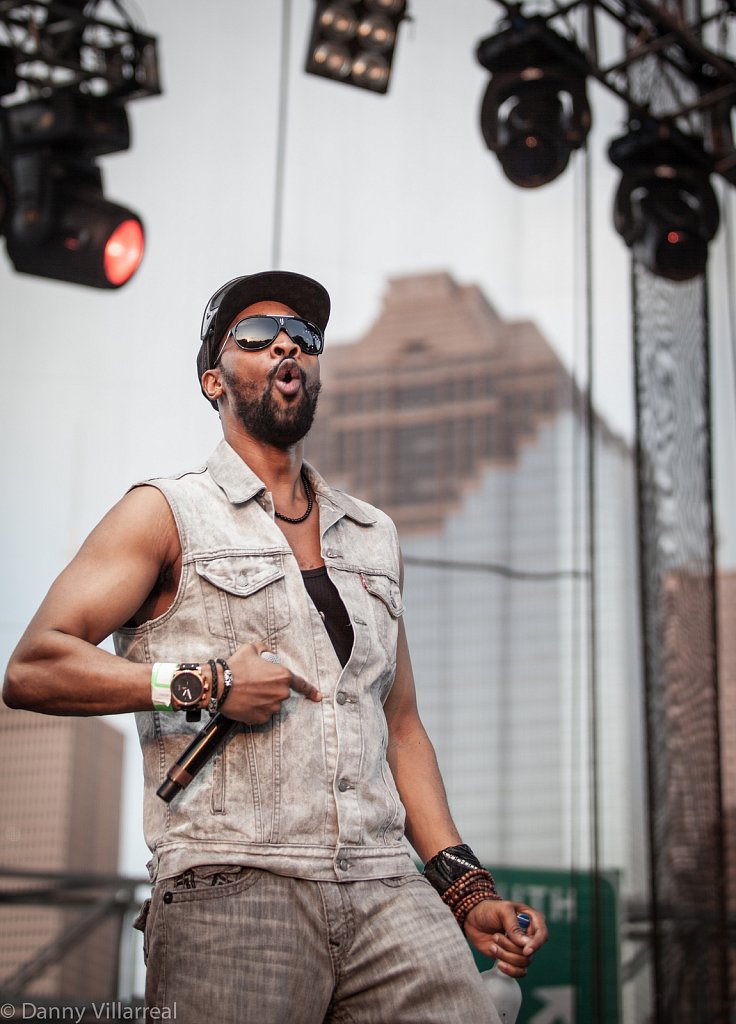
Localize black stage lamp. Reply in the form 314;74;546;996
7;92;131;158
0;46;17;235
0;157;12;236
305;0;409;94
6;151;144;288
476;14;591;188
609;121;720;282
0;44;16;98
0;109;13;237
3;95;144;288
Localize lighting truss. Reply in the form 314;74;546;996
0;0;160;105
484;0;736;185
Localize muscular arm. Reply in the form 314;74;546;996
385;555;548;969
384;614;462;862
3;485;320;721
3;486;179;715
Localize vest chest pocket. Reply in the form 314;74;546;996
360;572;404;651
196;555;291;644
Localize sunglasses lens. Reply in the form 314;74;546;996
287;320;324;354
232;317;278;349
230;316;324;355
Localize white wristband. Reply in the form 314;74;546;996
151;662;177;711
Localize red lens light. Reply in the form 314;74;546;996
667;231;681;245
104;218;144;285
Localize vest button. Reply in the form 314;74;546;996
163;892;173;904
338;858;349;871
338;779;350;792
336;691;347;705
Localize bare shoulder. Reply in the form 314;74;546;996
10;486;181;647
81;484;180;567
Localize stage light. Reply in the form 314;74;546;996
7;92;130;157
305;0;408;94
3;97;145;288
356;15;395;50
0;44;15;98
318;5;359;41
0;160;13;237
312;42;353;80
0;3;159;288
104;217;145;286
0;108;13;237
6;155;144;288
609;122;720;282
476;14;591;188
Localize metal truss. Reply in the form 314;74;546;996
0;0;160;105
485;0;736;181
0;867;147;997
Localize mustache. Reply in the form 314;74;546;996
267;359;321;398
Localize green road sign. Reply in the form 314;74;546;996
471;867;621;1024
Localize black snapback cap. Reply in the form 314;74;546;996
197;270;331;407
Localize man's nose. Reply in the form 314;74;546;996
272;330;299;357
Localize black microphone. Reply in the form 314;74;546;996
156;652;279;803
156;712;237;803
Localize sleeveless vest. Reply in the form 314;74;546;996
114;440;414;883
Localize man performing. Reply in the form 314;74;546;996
4;271;548;1024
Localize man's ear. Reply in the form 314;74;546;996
201;368;223;403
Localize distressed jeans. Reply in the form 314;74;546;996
140;865;501;1024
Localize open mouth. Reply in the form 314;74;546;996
273;358;302;397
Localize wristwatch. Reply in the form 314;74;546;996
170;663;209;711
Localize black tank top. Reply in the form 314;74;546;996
301;567;354;668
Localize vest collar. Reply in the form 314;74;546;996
303;462;376;526
207;439;376;526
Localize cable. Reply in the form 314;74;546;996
271;0;292;269
583;112;605;1024
568;77;588;1014
719;180;736;442
402;554;588;581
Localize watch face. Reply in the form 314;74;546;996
171;671;204;707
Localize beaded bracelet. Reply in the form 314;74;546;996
440;868;503;927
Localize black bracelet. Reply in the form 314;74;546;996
207;659;219;717
216;658;233;709
423;843;484;896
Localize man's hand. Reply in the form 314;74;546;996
222;643;322;724
463;900;548;978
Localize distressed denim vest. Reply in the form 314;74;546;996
114;440;414;884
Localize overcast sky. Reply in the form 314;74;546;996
1;1;735;880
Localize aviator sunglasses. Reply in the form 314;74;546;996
215;315;325;364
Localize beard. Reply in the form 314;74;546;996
220;362;322;450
